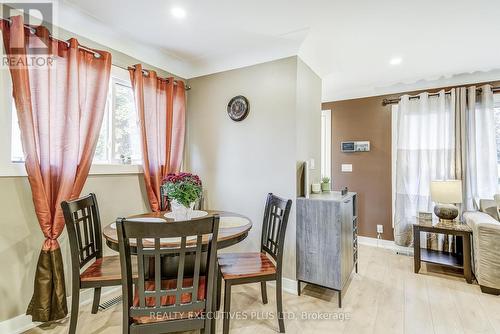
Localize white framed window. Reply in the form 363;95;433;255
7;65;143;175
320;109;332;180
93;68;141;166
11;105;23;162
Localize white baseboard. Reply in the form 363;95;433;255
268;277;298;296
358;236;413;255
0;314;39;334
281;277;299;295
0;286;121;334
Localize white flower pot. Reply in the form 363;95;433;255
171;199;196;221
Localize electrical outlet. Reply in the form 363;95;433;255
376;224;383;233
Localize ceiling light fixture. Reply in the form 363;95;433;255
390;57;402;65
171;7;186;19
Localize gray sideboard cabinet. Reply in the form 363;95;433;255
296;192;358;307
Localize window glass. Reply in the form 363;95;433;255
11;105;23;162
110;81;141;164
11;66;141;166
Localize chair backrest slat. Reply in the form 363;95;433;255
260;193;292;270
61;193;103;271
82;209;88;253
176;236;187;306
87;207;96;256
136;237;146;308
192;234;203;309
117;215;219;328
154;238;161;307
72;211;84;262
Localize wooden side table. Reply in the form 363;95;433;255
413;219;473;283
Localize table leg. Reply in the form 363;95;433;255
455;235;463;260
413;226;421;274
463;233;472;284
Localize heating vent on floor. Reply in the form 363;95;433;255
98;295;122;311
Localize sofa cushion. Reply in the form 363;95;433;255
494;194;500;220
479;199;499;221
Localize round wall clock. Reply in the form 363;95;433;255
227;95;249;121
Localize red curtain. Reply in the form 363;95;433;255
1;16;111;321
129;64;186;212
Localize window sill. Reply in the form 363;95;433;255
89;164;143;175
0;162;27;177
0;163;143;177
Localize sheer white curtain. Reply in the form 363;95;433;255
462;85;497;210
394;90;456;247
394;86;497;247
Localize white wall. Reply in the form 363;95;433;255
185;56;321;279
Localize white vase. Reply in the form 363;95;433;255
171;199;196;221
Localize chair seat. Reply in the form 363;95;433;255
218;252;276;280
80;255;137;282
132;277;206;324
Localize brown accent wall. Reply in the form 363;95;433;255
322;96;393;240
322;80;500;241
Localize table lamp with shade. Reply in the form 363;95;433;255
430;180;463;221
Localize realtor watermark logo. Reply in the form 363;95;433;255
1;1;55;69
147;310;352;322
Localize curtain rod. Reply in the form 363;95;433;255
0;17;191;91
382;86;500;106
115;64;191;90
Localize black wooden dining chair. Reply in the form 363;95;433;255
61;193;138;334
116;215;220;334
217;193;292;333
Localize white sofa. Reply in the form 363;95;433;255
464;211;500;294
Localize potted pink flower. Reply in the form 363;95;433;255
162;173;202;221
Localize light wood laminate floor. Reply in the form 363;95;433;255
25;244;500;334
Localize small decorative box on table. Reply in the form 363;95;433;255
413;218;472;283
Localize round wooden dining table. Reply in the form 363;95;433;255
102;210;253;252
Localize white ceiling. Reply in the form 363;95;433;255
59;0;500;101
